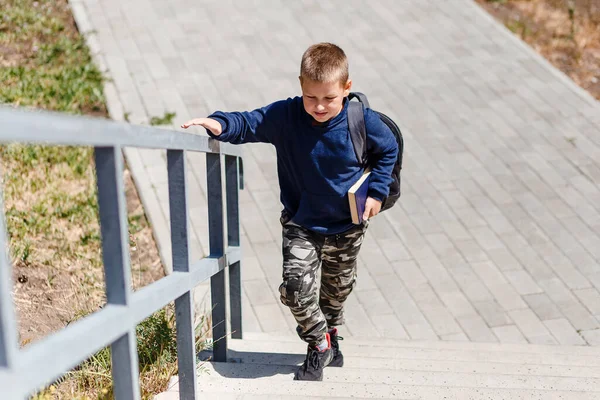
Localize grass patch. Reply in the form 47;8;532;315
1;0;105;273
1;1;175;399
505;19;532;39
149;111;177;126
1;144;102;271
31;307;211;400
0;0;106;115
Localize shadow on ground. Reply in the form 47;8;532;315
198;349;305;379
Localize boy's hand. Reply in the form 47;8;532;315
180;118;222;136
363;197;382;221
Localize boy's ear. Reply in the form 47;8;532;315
299;76;304;86
343;79;352;97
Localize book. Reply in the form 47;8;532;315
348;169;371;224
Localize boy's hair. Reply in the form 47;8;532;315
300;43;349;85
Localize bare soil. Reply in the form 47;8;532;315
476;0;600;100
13;167;164;347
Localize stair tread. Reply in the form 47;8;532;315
197;361;600;392
156;393;410;400
239;331;600;357
204;350;600;378
222;338;600;367
163;379;600;400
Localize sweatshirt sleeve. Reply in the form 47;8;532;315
206;100;288;145
364;108;398;201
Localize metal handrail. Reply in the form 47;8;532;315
0;106;243;399
0;106;242;156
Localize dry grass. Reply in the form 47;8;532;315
0;0;106;115
476;0;600;100
30;308;213;400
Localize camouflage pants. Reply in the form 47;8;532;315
279;216;368;346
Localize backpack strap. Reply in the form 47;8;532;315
348;102;367;166
348;92;370;108
348;97;368;166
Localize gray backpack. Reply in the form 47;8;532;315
347;92;404;211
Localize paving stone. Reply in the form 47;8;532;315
371;275;437;339
543;318;586;346
410;289;463;336
392;260;428;288
354;267;378;291
528;334;559;345
574;288;600;316
436;291;478;319
415;257;460;293
558;303;600;332
369;314;410;340
486;247;523;272
355;289;394;317
469;226;504;251
440;219;473;241
472;301;512;328
456;314;498;343
253;303;290;333
243;279;278;307
491;325;528;344
376;238;412;262
448;266;494;303
343;294;381;338
508;309;553;343
240;256;265;282
504;269;543;296
523;293;564;321
440;332;469;342
360;241;395;277
537;278;580;307
241;291;262;333
453;239;489;263
581;329;600;345
471;261;507;285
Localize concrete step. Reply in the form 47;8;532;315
225;336;600;367
156;335;600;399
240;331;600;357
197;361;600;392
213;348;600;378
155;392;416;400
155;394;417;400
158;379;598;400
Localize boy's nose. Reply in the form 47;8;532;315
316;105;325;111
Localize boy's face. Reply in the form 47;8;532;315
300;78;352;122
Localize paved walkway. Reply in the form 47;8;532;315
72;0;600;345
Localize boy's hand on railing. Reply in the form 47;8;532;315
180;118;222;136
363;197;382;221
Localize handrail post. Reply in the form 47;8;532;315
206;152;227;362
0;185;18;372
225;155;242;339
167;150;198;398
95;146;141;400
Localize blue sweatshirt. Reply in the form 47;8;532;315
207;96;398;235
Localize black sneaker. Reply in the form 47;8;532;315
328;328;344;367
294;333;333;381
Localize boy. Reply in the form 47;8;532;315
181;43;398;381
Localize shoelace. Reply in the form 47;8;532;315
308;350;320;370
332;335;343;350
